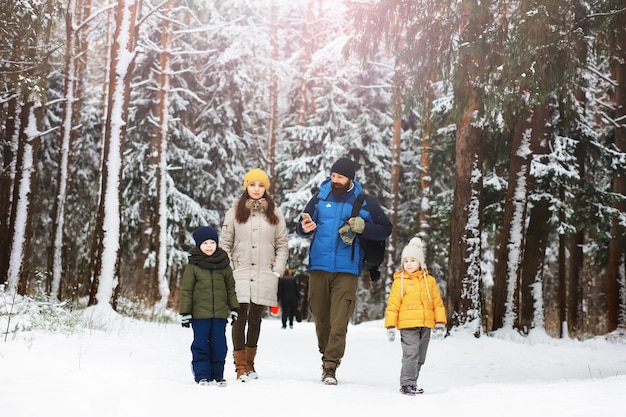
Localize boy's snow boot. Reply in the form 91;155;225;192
245;346;258;379
233;350;249;382
213;378;227;387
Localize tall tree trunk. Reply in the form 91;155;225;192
0;89;19;286
518;101;552;333
89;0;139;308
563;4;590;336
607;10;626;330
565;137;585;335
447;98;484;334
67;0;93;303
136;1;174;308
492;110;532;331
87;2;113;305
267;0;278;196
153;0;174;309
446;0;486;334
297;0;314;125
558;189;567;338
50;0;81;299
418;78;435;241
387;63;402;290
7;102;38;295
6;0;53;295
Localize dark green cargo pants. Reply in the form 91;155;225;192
308;270;358;366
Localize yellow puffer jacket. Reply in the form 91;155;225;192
384;269;447;329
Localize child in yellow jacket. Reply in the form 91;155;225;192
384;237;447;396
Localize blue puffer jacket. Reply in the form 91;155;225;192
296;179;392;276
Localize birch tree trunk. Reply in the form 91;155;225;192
89;0;138;308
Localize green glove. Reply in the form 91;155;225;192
181;314;192;328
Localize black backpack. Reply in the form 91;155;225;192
350;194;386;282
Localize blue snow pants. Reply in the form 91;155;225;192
190;318;228;382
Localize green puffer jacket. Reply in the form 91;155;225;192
179;248;239;319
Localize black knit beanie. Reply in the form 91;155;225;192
193;226;219;249
331;157;355;180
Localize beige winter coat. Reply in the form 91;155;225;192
220;201;289;306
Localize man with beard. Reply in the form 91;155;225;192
296;157;392;385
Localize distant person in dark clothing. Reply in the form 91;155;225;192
278;269;301;329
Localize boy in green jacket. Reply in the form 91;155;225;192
179;226;239;386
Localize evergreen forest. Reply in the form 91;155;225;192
1;0;625;338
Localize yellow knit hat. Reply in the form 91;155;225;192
243;168;269;190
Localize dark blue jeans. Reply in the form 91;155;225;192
190;318;228;382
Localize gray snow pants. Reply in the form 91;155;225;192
399;327;431;386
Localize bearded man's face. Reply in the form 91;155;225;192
331;173;351;196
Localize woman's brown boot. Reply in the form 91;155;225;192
245;346;258;379
233;350;249;382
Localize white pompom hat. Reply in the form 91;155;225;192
401;237;425;267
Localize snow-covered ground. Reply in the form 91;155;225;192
1;306;625;417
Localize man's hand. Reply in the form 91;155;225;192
349;216;365;234
338;223;356;244
301;213;317;233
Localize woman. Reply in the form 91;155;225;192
220;168;289;382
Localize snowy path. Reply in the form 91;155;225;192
1;314;625;417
